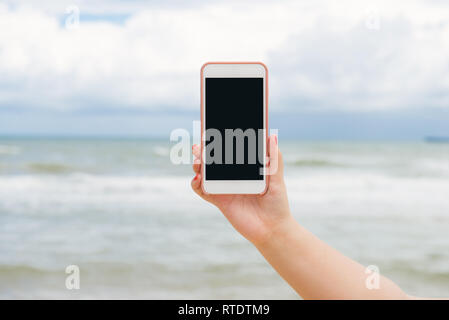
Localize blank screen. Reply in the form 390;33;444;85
205;77;263;180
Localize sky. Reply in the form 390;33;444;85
0;0;449;139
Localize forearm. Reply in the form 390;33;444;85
255;215;410;300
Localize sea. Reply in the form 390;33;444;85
0;137;448;299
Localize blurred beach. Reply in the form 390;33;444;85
0;137;448;299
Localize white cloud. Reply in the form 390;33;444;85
0;0;449;111
271;18;449;111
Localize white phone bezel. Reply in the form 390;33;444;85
201;63;267;195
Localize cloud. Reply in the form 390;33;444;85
0;0;449;112
270;18;449;111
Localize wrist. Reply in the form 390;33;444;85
252;214;299;250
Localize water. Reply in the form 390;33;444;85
0;138;448;299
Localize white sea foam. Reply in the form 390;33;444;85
0;145;20;155
415;158;449;175
1;140;448;299
0;174;196;216
152;146;170;157
1;171;448;218
285;171;449;217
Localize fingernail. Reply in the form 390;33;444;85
194;174;198;181
274;135;278;144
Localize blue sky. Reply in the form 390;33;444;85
1;0;449;139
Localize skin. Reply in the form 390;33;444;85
191;135;422;300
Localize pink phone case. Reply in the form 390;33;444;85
200;62;269;195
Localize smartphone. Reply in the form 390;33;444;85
200;62;268;194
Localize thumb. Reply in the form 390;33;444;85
267;134;284;185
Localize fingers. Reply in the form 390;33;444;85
191;147;219;205
191;144;207;200
191;138;284;196
192;144;201;174
191;172;202;194
191;172;225;213
192;144;201;158
191;172;215;203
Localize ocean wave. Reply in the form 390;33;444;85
415;159;449;175
286;158;344;168
0;172;448;218
0;145;21;155
0;174;196;216
152;146;169;157
0;174;190;197
28;163;74;173
0;265;54;277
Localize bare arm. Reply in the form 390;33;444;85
191;136;413;299
255;215;409;299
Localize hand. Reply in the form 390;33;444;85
191;135;293;246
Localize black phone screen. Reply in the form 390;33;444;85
205;77;264;180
